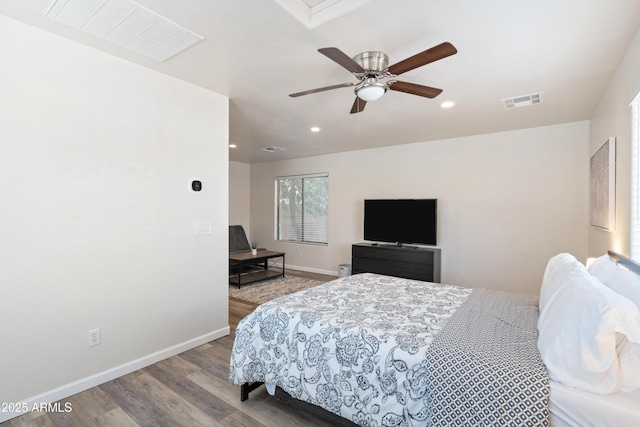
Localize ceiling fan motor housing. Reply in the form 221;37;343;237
352;51;389;101
353;51;389;73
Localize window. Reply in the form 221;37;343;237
275;173;328;244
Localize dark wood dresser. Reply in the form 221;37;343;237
351;243;441;283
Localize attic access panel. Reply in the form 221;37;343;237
45;0;204;62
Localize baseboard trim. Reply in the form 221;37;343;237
0;326;230;423
286;264;338;277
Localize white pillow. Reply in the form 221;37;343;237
538;253;584;313
588;254;620;282
588;254;640;310
538;254;640;393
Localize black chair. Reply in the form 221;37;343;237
229;225;251;253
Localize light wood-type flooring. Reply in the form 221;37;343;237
3;271;356;427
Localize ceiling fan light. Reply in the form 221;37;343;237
356;82;386;101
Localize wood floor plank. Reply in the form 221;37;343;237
180;343;234;379
47;396;98;427
143;357;236;421
105;372;211;426
187;368;255;410
99;375;176;427
218;410;266;427
69;386;118;420
5;411;55;427
95;408;140;427
119;372;216;427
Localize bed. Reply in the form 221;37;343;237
229;251;640;426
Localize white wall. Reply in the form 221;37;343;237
250;122;589;295
589;26;640;257
229;161;251;235
0;16;229;421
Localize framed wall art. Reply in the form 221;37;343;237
590;137;616;230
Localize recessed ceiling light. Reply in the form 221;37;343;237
229;144;237;148
310;126;321;132
440;101;456;109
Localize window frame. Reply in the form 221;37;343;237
274;173;329;245
631;94;640;261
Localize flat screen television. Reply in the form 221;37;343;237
364;199;437;245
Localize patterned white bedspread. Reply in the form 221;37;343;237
229;273;472;425
230;273;550;426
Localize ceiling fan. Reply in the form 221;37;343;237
289;42;457;114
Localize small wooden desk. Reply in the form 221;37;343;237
229;250;285;288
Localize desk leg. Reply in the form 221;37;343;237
237;265;242;289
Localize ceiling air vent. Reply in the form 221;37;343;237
262;146;286;153
501;93;543;109
44;0;204;62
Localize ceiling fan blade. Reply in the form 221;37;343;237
350;97;367;114
289;82;356;97
387;42;457;76
388;81;443;98
318;47;365;74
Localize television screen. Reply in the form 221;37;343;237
364;199;437;245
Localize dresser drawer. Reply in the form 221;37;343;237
390;262;434;282
389;249;434;264
352;245;389;260
353;257;392;275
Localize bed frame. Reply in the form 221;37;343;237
607;250;640;275
240;382;262;401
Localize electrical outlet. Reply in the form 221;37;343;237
299;251;303;258
88;328;101;347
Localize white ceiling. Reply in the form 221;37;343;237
2;0;640;163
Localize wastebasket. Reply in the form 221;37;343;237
338;264;352;278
